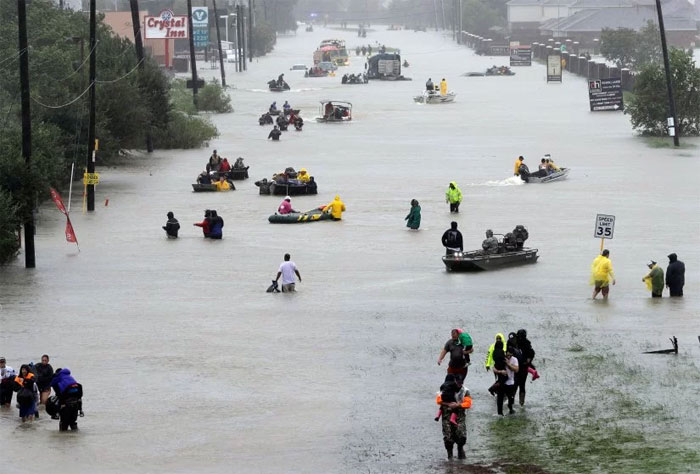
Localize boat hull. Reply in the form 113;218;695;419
256;181;317;196
191;180;236;192
414;92;456;104
268;208;334;224
442;248;539;271
524;168;570;183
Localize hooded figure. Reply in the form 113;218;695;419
405;199;421;230
441;221;463;254
325;195;346;220
298;168;310;183
51;368;82;431
666;253;685;296
163;211;180;238
643;261;664;297
445;181;462;213
440;78;447;95
482;229;499;254
426;78;434;91
194;210;212;238
514;156;524;176
209;210;224;239
485;333;506;372
268;126;281;141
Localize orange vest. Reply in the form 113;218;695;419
436;394;472;409
14;372;35;387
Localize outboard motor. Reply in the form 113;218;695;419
512;225;529;248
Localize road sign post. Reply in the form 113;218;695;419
594;214;615;251
588;78;624;112
547;54;562;83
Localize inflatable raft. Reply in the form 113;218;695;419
268;207;334;224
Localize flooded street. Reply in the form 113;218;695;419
1;26;700;473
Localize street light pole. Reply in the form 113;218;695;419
654;0;680;146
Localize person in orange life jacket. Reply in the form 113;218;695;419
13;364;38;422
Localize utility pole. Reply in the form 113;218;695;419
458;0;462;44
433;0;438;31
241;5;247;71
129;0;153;152
441;0;446;30
248;0;254;62
18;0;35;268
87;0;97;212
212;0;226;87
654;0;680;146
237;4;244;72
186;0;199;107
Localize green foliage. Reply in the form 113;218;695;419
197;81;233;113
152;112;219;150
250;21;277;57
0;189;21;265
601;21;661;70
625;49;700;136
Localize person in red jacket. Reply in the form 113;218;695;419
193;210;212;238
219;158;231;172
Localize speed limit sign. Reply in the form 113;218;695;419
594;214;615;239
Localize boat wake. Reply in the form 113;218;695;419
473;176;525;187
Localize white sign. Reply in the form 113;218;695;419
191;7;208;26
594;214;615;239
144;9;188;39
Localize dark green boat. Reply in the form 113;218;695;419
268;207;334;224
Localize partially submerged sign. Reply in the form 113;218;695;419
588;78;624;111
510;45;532;66
594;214;615;239
144;9;188;39
547;55;562;82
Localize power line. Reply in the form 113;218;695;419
31;82;94;109
96;57;144;84
0;48;27;67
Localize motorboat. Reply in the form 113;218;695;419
413;90;456;104
268;79;290;92
443;248;538;271
315;100;352;122
192;180;235;192
268;207;335;224
255;171;318;195
341;73;368;84
443;225;538;271
521;167;570;183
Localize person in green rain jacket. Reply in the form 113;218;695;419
642;261;665;298
445;182;462;213
405;199;421;230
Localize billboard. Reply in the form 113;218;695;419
547;55;562;82
144;10;188;39
510;46;532;66
588;78;624;112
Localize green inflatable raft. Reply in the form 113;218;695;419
268;207;335;224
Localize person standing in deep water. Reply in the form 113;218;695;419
591;249;615;299
437;329;473;383
194;210;212;238
163;212;180;238
445;182;462;213
442;221;463;256
666;253;685;297
35;354;54;407
405;199;421;230
642;261;664;298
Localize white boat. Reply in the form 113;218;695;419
413;90;456;104
522;167;570;183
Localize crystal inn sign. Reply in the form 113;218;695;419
144;9;189;39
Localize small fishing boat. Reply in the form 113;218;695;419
191;180;235;192
315;100;352;123
521;167;570;183
413;91;456;104
255;178;317;196
443;248;538;271
269;207;334;224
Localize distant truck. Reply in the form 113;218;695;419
365;53;405;80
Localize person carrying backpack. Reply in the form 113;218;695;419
441;221;463;256
51;368;84;431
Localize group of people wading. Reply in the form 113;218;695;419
434;328;537;459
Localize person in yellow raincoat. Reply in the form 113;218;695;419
214;176;231;191
440;78;447;95
591;249;615;299
298;168;310;183
445;181;462;213
324;195;346;220
484;333;506;375
514;156;524;175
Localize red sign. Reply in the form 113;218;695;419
144;9;188;39
49;188;79;246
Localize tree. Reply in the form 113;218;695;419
625;49;700;137
600;21;661;70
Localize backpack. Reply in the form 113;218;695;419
17;385;34;406
446;230;459;247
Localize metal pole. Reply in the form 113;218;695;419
18;0;35;268
129;0;153;152
87;0;96;212
433;0;438;31
441;0;446;30
241;7;247;71
654;0;680;146
237;5;244;72
458;0;462;44
248;0;254;62
212;0;226;87
68;163;75;213
186;0;199;107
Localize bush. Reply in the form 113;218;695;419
197;80;233;113
152;112;219;149
0;189;20;265
250;21;277;57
